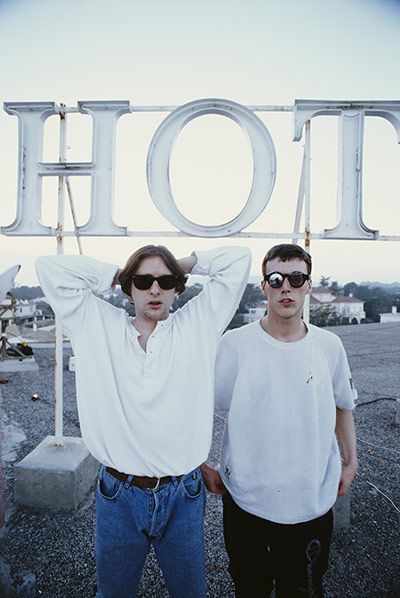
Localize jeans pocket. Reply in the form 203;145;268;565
180;468;204;499
98;468;123;500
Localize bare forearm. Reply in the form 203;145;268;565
335;408;358;495
335;408;357;467
178;254;197;274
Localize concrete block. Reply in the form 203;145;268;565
0;357;38;372
14;435;99;510
333;490;351;531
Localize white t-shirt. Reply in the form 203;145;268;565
215;320;356;524
36;246;251;477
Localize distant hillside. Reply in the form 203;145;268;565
11;286;43;300
360;281;400;292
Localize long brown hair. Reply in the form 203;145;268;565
119;245;187;296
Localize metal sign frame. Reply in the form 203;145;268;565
2;97;400;444
2;98;400;241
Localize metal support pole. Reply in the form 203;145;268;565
303;120;311;325
65;178;83;255
54;105;66;446
292;152;306;244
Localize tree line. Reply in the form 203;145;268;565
10;278;400;328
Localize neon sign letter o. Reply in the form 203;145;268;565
146;98;276;237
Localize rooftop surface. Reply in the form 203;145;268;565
0;322;399;597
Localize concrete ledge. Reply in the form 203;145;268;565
14;436;99;510
333;491;351;531
0;357;39;372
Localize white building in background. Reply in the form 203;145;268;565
15;301;36;319
242;287;366;325
380;306;400;323
311;286;365;324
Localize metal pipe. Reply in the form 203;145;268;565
40;229;335;239
37;229;400;241
65;178;83;255
54;104;67;446
292;152;306;244
58;103;293;114
129;104;293;113
303;120;311;325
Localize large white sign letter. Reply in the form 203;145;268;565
2;100;131;236
294;100;400;239
3;102;58;235
147;98;276;237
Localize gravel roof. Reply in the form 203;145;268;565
0;322;399;597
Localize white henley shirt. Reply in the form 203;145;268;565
36;246;251;477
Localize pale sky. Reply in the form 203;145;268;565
1;0;400;286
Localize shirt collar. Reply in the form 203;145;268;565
128;314;172;337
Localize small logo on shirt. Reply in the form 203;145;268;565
224;466;231;479
306;373;314;384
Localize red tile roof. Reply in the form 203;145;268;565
332;295;363;303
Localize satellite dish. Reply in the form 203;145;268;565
0;264;37;369
0;265;21;304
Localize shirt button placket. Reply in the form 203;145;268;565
144;338;155;382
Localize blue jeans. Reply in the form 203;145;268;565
95;465;206;598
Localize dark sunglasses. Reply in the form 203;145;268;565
264;271;310;289
131;274;179;291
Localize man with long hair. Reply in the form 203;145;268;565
36;244;250;597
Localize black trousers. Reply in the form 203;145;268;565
222;493;333;598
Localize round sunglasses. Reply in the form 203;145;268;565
131;274;179;291
264;271;310;289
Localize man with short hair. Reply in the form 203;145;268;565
202;243;357;598
36;244;250;598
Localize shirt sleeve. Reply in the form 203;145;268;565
332;338;357;410
183;246;251;335
214;331;239;412
35;255;119;333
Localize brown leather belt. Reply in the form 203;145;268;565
105;466;181;490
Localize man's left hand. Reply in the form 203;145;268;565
337;462;357;496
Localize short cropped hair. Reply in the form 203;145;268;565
119;245;187;296
261;244;312;276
